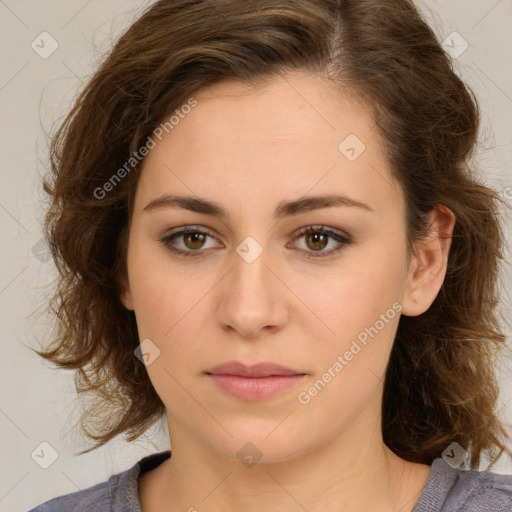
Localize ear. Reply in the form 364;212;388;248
401;205;456;317
118;273;134;311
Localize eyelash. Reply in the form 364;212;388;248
159;225;352;259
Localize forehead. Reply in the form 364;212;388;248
135;74;404;220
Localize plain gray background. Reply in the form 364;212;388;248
1;1;511;510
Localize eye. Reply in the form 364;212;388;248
159;225;222;257
287;225;352;258
159;224;352;259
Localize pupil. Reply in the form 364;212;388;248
308;232;327;251
186;232;205;249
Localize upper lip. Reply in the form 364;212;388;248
206;361;305;377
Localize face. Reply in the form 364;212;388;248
120;73;425;464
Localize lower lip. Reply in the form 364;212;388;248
206;374;307;401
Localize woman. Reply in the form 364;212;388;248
30;0;512;511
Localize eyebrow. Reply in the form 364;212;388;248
142;193;375;219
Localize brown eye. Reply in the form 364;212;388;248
288;226;352;259
304;231;329;251
160;224;351;259
182;231;207;250
160;226;222;257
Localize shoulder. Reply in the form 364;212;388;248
414;458;512;512
28;479;111;512
28;450;171;512
450;463;512;511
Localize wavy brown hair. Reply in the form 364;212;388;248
35;0;512;468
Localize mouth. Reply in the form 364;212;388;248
205;361;308;401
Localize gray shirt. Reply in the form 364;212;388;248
29;450;512;511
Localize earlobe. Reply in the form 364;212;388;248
120;289;134;311
401;205;456;317
118;275;134;311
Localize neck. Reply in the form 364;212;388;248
139;398;431;512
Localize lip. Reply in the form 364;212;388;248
206;361;304;377
205;361;307;401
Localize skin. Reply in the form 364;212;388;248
120;72;456;512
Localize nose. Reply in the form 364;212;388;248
215;243;289;339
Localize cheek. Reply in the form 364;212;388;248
292;241;406;391
291;262;403;434
300;249;406;338
126;230;200;334
125;232;217;385
126;245;210;409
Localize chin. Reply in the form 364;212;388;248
203;424;306;466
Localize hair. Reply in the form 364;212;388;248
35;0;511;468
